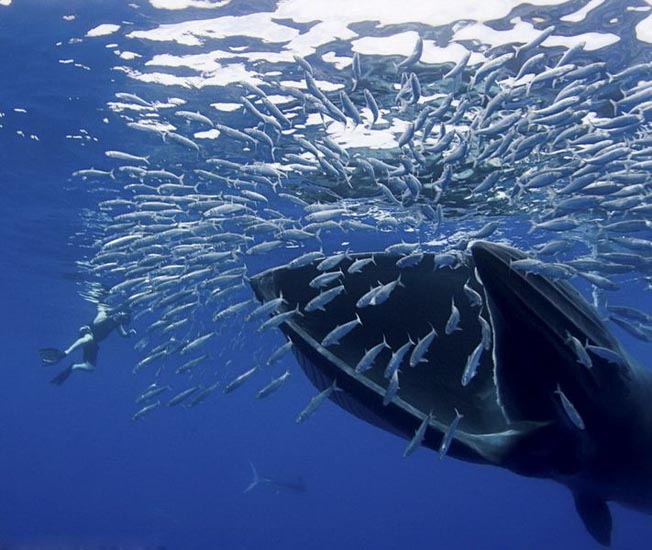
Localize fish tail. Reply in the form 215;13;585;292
244;461;260;493
609;99;618;117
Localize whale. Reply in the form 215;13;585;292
249;240;652;547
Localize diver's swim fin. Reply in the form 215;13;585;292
50;366;73;386
39;348;66;366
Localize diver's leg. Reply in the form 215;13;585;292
64;334;93;356
40;333;93;366
50;361;95;385
71;361;96;372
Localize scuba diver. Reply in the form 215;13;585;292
39;305;135;385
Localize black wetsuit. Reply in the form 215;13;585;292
85;314;125;366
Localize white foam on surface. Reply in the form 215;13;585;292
305;113;325;127
124;61;259;88
146;52;233;72
125;0;572;77
149;0;230;9
194;128;221;139
455;18;617;53
107;102;155;113
637;13;652;43
321;51;353;70
86;24;121;38
127;13;299;46
353;32;483;66
325;117;403;150
265;94;295;106
455;19;549;52
110;0;624;95
210;102;242;112
560;0;605;23
274;0;568;27
118;51;142;60
545;32;619;51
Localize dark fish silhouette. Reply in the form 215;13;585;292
245;461;306;495
250;241;652;547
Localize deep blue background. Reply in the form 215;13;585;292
2;1;652;548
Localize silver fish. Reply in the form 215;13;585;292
136;384;170;404
566;333;593;369
355;336;390;373
439;409;464;458
180;333;215;355
555;385;585;430
167;386;200;407
409;324;438;367
296;380;340;423
305;285;346;312
176;353;209;374
256;370;291;399
479;314;493;351
258;306;302;332
463;281;483;308
267;341;293;366
461;341;484;387
384;339;414;379
321;314;362;347
383;370;400;406
403;411;433;458
224;367;258;394
445;298;461;335
132;401;161;421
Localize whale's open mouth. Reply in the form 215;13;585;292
249;243;568;464
250;241;636;546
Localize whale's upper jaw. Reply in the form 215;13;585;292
470;240;630;427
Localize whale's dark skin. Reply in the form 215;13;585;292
249;241;652;546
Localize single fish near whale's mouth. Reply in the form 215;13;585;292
250;240;652;547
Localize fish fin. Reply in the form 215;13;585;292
244;461;260;493
573;492;612;547
39;348;66;365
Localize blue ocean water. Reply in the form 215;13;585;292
3;0;652;548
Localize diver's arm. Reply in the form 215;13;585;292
118;324;136;337
64;333;94;356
